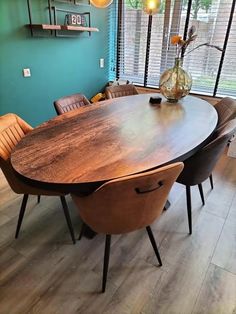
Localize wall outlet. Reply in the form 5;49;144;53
23;68;31;77
99;58;104;68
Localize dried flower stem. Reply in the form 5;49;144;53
184;43;223;57
171;25;223;59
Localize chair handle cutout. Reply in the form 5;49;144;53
135;181;163;194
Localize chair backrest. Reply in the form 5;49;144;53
214;97;236;128
0;113;32;161
54;93;90;115
105;84;139;99
0;113;33;193
71;162;184;234
177;119;236;186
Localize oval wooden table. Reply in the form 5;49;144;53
11;94;218;195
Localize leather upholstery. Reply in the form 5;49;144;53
71;162;183;234
214;97;236;128
0;113;64;196
177;119;236;186
105;84;139;99
54;93;90;115
0;113;33;160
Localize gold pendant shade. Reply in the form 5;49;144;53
142;0;161;15
90;0;113;8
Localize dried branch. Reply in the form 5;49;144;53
184;42;223;56
187;25;196;39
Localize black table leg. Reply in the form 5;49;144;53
163;199;171;211
83;224;97;239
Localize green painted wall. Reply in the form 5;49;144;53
0;0;109;126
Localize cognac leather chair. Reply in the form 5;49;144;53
71;162;184;292
0;113;76;243
54;93;90;115
177;119;236;234
214;97;236;128
105;84;139;99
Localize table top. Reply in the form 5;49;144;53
11;94;218;191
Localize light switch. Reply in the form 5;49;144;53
99;58;104;68
23;68;31;77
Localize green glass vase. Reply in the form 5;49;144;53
159;58;192;103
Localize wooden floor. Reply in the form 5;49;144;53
0;151;235;314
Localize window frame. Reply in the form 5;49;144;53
115;0;236;97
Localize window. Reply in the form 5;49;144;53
114;0;236;97
217;7;236;97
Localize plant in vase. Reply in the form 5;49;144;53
159;26;223;103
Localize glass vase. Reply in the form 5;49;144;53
159;58;192;103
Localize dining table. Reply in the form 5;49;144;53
11;93;218;238
11;93;218;196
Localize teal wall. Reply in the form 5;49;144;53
0;0;109;126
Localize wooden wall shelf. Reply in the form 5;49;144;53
26;0;99;37
52;0;91;6
27;24;99;32
61;25;99;32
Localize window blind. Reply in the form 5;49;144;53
118;2;149;84
114;0;236;97
108;2;118;82
217;0;236;97
184;0;231;95
147;0;186;87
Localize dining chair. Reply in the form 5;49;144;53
214;97;236;129
0;113;76;244
54;93;90;115
105;84;139;99
71;162;184;292
202;97;236;190
177;119;236;234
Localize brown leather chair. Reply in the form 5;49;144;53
214;97;236;128
177;119;236;234
201;97;236;191
54;93;90;115
72;162;184;292
105;84;139;99
0;113;76;243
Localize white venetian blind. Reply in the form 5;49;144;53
217;2;236;97
118;0;149;84
116;0;235;97
147;0;185;87
183;0;231;95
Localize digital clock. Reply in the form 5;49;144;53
65;14;86;26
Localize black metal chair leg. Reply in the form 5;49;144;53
209;174;214;189
37;195;41;203
78;222;85;240
186;186;192;234
102;234;111;293
15;194;29;239
60;196;76;244
146;226;162;266
198;183;205;206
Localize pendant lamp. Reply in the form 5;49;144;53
90;0;113;8
142;0;160;15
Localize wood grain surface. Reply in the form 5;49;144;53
11;94;218;191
